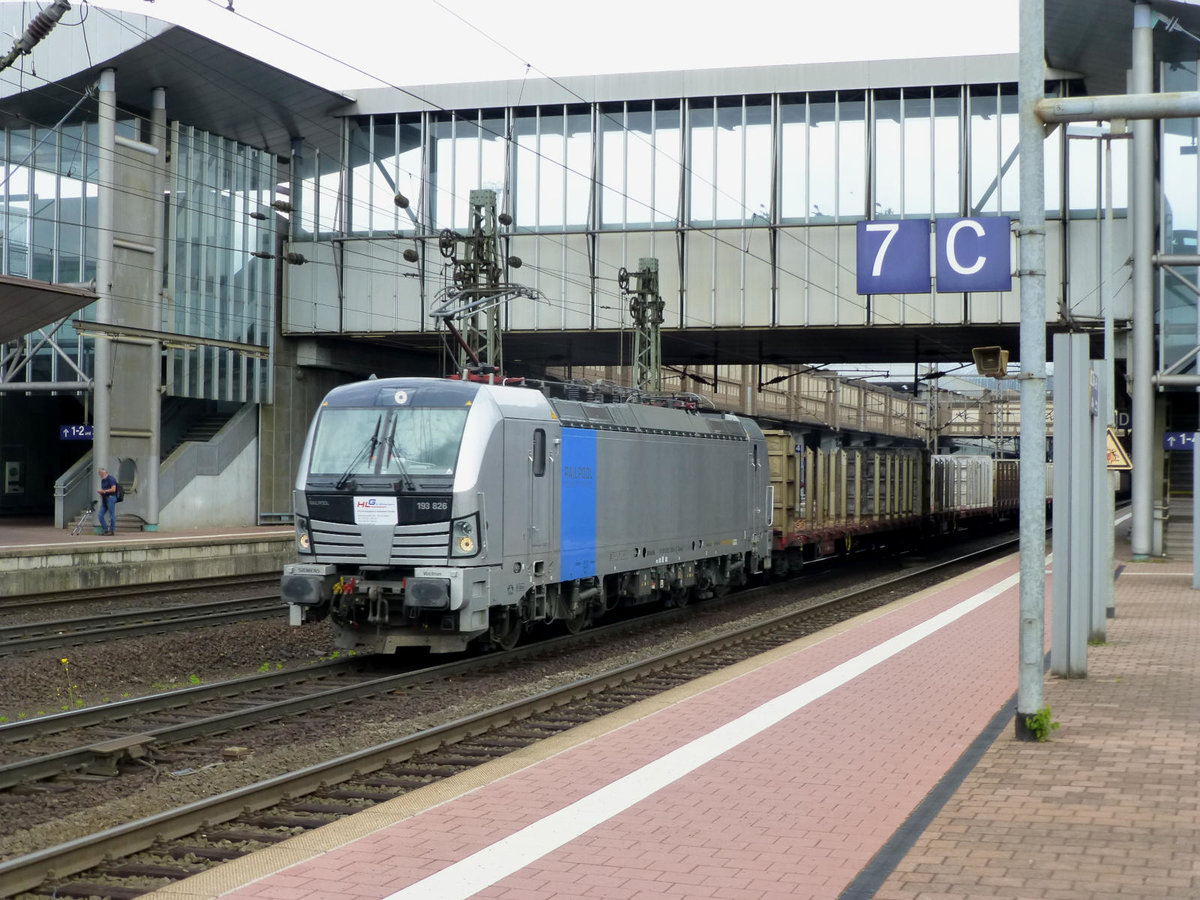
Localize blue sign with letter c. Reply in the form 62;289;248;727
935;216;1012;292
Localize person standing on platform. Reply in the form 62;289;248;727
97;467;118;535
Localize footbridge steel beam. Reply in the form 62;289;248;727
1036;91;1200;123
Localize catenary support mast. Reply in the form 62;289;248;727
1016;0;1047;739
621;259;664;393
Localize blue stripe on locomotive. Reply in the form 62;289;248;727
560;427;597;579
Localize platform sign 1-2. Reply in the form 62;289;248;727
1164;431;1197;451
59;424;93;440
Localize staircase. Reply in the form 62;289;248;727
165;413;237;458
55;399;252;531
1165;496;1195;560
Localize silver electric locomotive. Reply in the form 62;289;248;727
283;377;774;653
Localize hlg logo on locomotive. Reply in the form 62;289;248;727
355;498;382;508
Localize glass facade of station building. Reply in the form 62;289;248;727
0;118;275;402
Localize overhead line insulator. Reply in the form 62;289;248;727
0;0;72;74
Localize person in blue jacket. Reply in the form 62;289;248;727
98;467;118;535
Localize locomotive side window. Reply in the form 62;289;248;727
533;429;546;477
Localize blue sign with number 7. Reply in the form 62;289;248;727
855;219;930;295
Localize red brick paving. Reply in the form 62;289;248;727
155;558;1027;900
874;537;1200;900
149;530;1200;900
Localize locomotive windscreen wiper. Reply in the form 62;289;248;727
382;417;416;492
335;414;382;490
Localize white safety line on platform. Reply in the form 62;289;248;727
384;566;1023;900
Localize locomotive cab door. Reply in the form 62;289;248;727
528;426;553;553
503;421;555;559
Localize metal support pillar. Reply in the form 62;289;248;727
144;86;167;531
1016;0;1048;738
1103;126;1119;617
1052;333;1091;677
1194;432;1200;589
1090;361;1110;640
1131;2;1156;560
92;68;116;499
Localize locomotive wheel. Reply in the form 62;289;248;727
564;604;590;634
666;584;690;608
489;607;522;651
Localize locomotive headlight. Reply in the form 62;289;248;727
295;517;313;554
450;514;480;557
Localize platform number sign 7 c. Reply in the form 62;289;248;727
856;216;1012;295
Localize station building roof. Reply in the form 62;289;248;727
3;3;1194;163
0;6;352;159
1047;0;1200;95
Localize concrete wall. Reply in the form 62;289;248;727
159;438;259;529
1;532;294;596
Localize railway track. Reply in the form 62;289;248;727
0;537;1017;899
0;575;280;614
0;601;729;790
0;595;287;656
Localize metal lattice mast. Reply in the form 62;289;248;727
431;189;535;378
620;258;663;392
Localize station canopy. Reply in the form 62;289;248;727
1047;0;1200;94
0;275;96;344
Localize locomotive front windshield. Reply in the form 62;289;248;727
308;407;469;479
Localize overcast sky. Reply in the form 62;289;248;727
89;0;1019;91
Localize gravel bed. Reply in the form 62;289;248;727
0;544;996;863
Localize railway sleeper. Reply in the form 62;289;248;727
37;881;145;899
100;862;205;879
185;831;289;848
